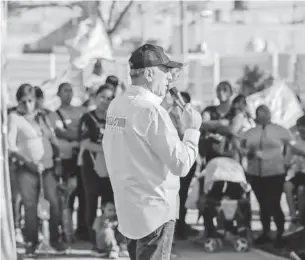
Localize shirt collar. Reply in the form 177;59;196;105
127;85;163;106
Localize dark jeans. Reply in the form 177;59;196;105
9;162;23;229
247;174;285;236
81;151;114;245
127;220;175;260
62;159;87;236
176;163;196;233
16;166;60;244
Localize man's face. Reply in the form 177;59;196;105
256;106;271;125
150;66;173;98
216;84;232;103
58;84;73;105
19;94;36;114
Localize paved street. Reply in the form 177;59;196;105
23;240;288;260
26;242;288;260
20;204;291;260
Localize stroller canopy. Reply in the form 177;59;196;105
203;157;248;194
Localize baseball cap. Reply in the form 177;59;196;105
129;44;183;70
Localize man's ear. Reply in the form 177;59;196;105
144;68;154;82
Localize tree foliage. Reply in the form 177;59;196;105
7;0;134;37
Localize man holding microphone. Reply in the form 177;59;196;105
103;44;202;260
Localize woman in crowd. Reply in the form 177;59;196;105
78;84;115;253
8;84;64;256
224;94;255;135
200;81;233;162
198;81;233;238
48;82;88;240
240;105;294;248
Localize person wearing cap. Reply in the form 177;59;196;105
102;44;202;260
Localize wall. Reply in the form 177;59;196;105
6;52;305;108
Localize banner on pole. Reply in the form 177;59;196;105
246;80;304;129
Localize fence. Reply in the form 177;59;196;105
6;52;305;108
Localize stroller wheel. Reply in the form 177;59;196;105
204;238;219;252
234;237;249;252
216;238;223;248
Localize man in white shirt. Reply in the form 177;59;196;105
103;44;202;260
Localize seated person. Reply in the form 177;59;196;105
283;116;305;236
92;202;128;259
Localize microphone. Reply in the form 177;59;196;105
169;87;186;110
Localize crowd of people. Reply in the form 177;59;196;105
195;80;305;249
7;67;127;257
6;51;305;259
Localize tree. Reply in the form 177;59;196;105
7;0;134;39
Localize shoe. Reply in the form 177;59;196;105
38;231;44;242
15;228;24;245
25;242;36;257
254;233;272;245
51;242;67;253
109;250;119;259
175;222;187;240
74;230;89;241
283;221;304;237
185;224;200;236
119;244;129;257
274;235;285;249
90;247;108;257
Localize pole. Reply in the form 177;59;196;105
1;1;18;260
180;0;188;60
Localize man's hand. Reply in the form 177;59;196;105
25;161;44;173
181;104;202;130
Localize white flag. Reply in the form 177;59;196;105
246;80;304;129
65;17;113;70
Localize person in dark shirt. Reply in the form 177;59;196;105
198;81;233;240
78;83;115;254
199;81;233;162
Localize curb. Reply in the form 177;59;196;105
252;248;289;260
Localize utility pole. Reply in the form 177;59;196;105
180;0;188;60
138;3;145;44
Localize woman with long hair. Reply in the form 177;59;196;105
199;81;233;162
78;84;116;255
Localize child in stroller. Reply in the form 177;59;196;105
198;157;252;252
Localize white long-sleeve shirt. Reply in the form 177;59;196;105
102;85;200;239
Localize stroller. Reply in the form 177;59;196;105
197;157;252;252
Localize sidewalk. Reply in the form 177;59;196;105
20;198;293;260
